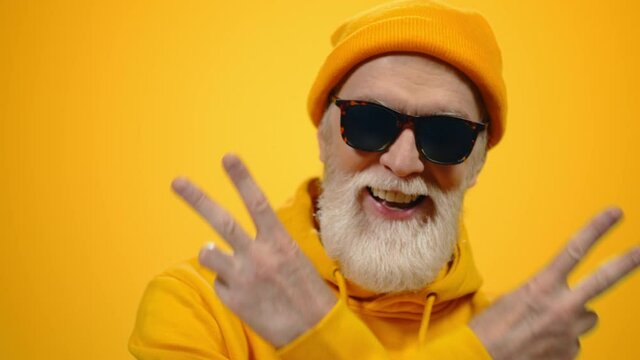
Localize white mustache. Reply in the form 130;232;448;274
336;167;430;197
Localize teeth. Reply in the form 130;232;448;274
370;187;421;204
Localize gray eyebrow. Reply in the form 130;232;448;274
426;110;472;120
353;95;473;121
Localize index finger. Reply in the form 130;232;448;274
542;207;623;281
222;154;281;235
570;246;640;305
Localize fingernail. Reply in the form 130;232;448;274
631;246;640;265
198;242;215;265
610;206;623;217
222;153;241;170
171;177;188;192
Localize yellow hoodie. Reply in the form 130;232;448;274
130;179;493;359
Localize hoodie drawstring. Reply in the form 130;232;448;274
334;269;436;346
333;269;349;305
418;293;436;344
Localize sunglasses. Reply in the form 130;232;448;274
332;96;487;165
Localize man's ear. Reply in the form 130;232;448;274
317;111;331;164
465;148;487;190
317;128;326;164
465;130;489;189
467;151;489;189
467;171;480;189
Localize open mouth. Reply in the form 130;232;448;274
367;186;426;210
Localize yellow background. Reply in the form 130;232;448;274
1;0;639;359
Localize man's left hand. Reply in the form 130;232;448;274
469;208;640;359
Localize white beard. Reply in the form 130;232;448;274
317;164;465;294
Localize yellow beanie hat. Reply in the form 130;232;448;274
307;0;507;148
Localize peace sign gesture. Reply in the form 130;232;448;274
469;208;640;359
171;154;336;348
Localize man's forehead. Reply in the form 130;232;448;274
347;93;474;120
336;54;482;120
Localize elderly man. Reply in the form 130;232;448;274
130;1;640;359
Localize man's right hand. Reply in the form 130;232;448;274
469;208;640;359
171;154;337;349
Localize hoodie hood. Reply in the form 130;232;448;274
276;178;485;321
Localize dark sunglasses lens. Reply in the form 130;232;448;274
415;117;477;164
341;104;397;151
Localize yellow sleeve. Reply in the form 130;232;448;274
129;273;235;360
277;300;492;360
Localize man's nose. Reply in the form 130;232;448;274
379;129;425;177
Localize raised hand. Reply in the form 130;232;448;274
469;208;640;359
171;154;336;347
